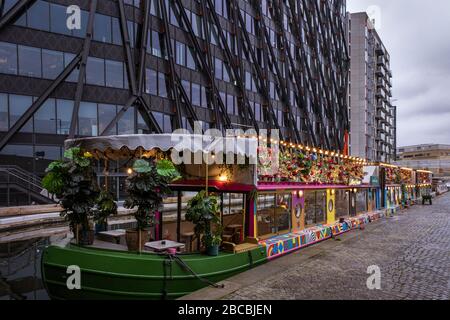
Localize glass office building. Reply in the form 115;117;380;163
0;0;349;205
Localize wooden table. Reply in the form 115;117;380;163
144;240;185;253
97;229;126;244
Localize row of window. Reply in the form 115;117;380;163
0;92;173;136
0;41;131;89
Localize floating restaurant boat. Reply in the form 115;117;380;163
41;134;433;299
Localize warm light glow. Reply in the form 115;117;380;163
127;168;133;175
331;189;335;195
298;190;304;197
219;175;228;182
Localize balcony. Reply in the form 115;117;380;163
375;44;385;56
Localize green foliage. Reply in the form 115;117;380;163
185;190;222;248
156;159;181;181
43;147;117;232
94;190;118;225
124;158;180;230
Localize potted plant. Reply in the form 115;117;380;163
185;190;222;256
123;158;180;252
203;229;223;256
93;190;118;233
42;148;116;245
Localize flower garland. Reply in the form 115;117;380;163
258;148;366;185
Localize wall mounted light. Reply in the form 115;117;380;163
298;190;304;198
127;168;133;175
331;189;335;195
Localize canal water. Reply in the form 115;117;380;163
0;231;70;300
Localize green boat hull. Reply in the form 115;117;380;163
41;244;267;300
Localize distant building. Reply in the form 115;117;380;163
347;12;396;163
396;144;450;179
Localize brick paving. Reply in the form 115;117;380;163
225;193;450;300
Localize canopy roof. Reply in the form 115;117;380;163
64;134;258;161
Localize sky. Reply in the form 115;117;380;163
347;0;450;147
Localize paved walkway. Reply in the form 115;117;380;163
181;193;450;300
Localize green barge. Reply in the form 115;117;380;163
42;244;266;300
40;134;433;299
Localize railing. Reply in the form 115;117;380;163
0;166;54;206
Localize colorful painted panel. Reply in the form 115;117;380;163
259;210;386;260
259;225;332;260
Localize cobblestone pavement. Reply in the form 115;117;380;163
226;193;450;300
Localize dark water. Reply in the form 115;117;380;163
0;232;69;300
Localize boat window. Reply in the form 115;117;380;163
356;190;368;214
257;193;291;238
221;193;245;244
335;190;350;218
304;190;326;226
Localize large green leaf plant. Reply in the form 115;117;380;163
124;159;180;230
42;147;117;233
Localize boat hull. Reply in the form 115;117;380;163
41;244;267;300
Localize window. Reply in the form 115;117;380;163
255;102;262;121
94;14;112;43
0;42;17;75
105;60;124;88
50;3;71;35
78;102;98;136
118;107;135;134
186;47;196;70
111;17;122;45
98;103;117;135
200;86;208;109
336;190;350;218
150;31;162;57
56;99;73;135
305;191;326;226
9;94;33;132
152;111;172;133
28;1;50;31
86;57;105;86
0;93;8;131
175;41;186;66
42;49;64;80
214;58;223;80
256;193;291;237
145;69;157;95
137;112;150;134
150;0;160;17
182;80;190;101
158;72;167;97
34;145;61;161
18;45;41;78
73;10;88;38
34;99;56;134
64;53;78;82
191;83;201;106
226;94;234;115
356;190;367;214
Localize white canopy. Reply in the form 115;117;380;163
64;134;258;161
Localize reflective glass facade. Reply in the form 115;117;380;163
0;0;349;182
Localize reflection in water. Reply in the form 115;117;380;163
0;233;69;300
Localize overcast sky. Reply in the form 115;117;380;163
347;0;450;147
